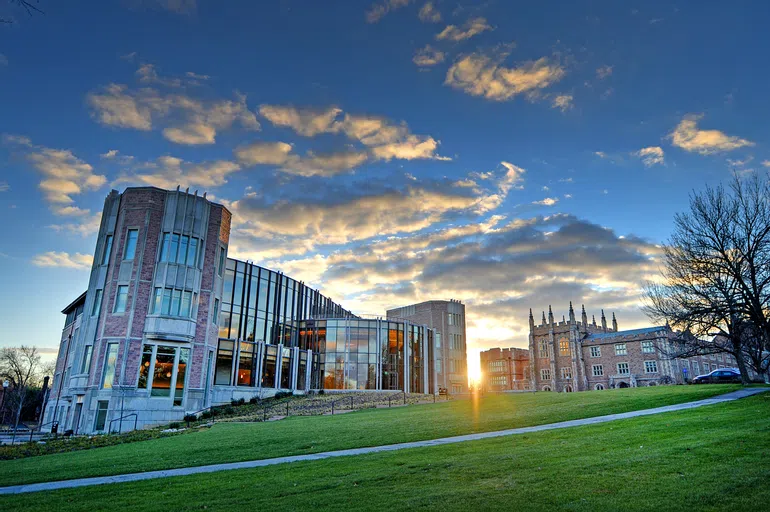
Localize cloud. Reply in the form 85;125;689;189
413;45;446;67
48;213;103;237
259;105;341;137
3;135;106;211
234;141;295;166
635;146;665;166
115;156;241;189
418;1;441;22
0;181;8;192
445;51;565;101
88;84;259;145
234;141;367;177
366;0;411;23
31;251;93;270
533;197;559;206
596;65;613;79
669;114;754;155
436;17;492;42
258;105;448;162
594;151;608;158
551;94;573;112
100;149;119;159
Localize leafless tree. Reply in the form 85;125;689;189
644;173;770;384
1;0;43;24
0;345;44;430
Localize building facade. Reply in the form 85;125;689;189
46;187;438;434
387;300;468;393
529;304;742;392
480;347;530;391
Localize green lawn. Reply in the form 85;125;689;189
2;388;768;511
0;385;739;487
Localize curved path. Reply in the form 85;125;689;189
2;387;767;496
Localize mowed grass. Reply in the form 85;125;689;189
0;385;740;487
3;389;768;511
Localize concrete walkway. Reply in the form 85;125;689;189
2;387;767;496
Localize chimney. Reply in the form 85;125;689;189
612;312;618;332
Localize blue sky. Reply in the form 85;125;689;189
1;0;767;378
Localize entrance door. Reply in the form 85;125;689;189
72;403;83;434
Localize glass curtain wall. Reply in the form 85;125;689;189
214;258;353;390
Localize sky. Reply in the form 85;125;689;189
1;0;768;381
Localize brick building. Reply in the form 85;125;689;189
528;303;741;392
480;347;530;391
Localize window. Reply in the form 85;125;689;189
538;340;548;358
617;362;630;375
436;359;441;373
124;229;138;260
614;343;627;356
541;368;551;380
91;289;103;317
559;339;570;356
215;340;235;386
703;363;709;372
645;360;658;373
218;246;226;276
102;343;119;389
592;364;604;377
641;341;655;353
94;401;109;431
80;345;93;374
114;285;128;313
692;361;699;375
151;287;194;318
594;383;605;391
138;344;153;389
560;367;572;379
213;298;220;322
101;235;113;265
135;344;190;404
590;346;601;358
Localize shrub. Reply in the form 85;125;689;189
249;396;260;404
231;398;246;406
183;414;197;424
168;422;182;429
319;389;325;395
222;405;235;415
200;411;213;420
275;391;294;400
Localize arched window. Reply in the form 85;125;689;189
564;385;573;392
594;383;605;391
538;340;548;358
559;338;570;356
542;385;552;392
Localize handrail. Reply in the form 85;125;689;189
29;420;58;443
330;394;357;415
259;396;296;421
108;412;138;434
386;391;407;407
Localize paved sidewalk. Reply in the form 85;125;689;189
2;387;767;496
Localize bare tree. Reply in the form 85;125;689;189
645;173;770;384
0;345;43;431
1;0;43;24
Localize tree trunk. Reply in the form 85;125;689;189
731;338;752;385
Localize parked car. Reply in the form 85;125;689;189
692;368;741;384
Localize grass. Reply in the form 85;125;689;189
1;388;768;511
0;385;739;487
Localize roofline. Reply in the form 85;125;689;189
114;186;230;215
385;299;465;310
61;291;87;314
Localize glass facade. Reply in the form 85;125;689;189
211;258;436;393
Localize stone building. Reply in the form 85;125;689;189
528;303;741;392
387;300;468;393
479;347;530;391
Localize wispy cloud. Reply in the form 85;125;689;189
418;1;441;23
635;146;665;166
366;0;411;23
436;17;492;42
445;49;565;102
533;197;559;206
413;45;446;67
31;251;93;270
551;94;573;112
670;114;754;155
596;65;613;79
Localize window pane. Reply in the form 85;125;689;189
102;235;113;265
102;343;119;389
170;234;179;264
81;345;93;374
171;289;182;316
162;289;172;315
124;229;138;260
94;401;109;431
151;346;176;397
187;238;198;266
92;289;103;316
214;340;234;385
137;344;153;389
180;291;192;318
160;233;170;262
174;348;189;406
178;235;189;264
115;286;128;313
152;288;163;314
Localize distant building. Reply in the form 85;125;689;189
480;347;530;391
528;303;741;392
387;300;468;393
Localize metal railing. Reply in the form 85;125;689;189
108;413;138;434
